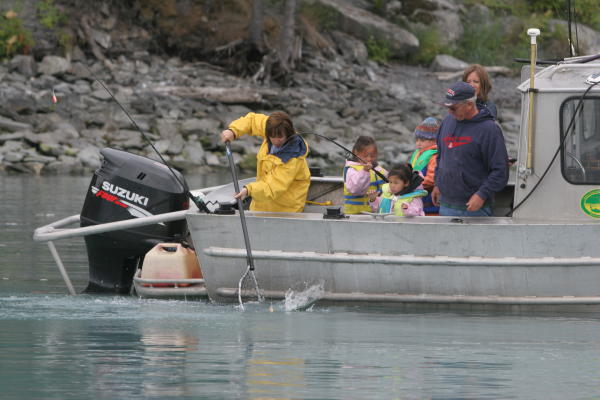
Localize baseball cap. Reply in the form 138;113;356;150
443;81;476;106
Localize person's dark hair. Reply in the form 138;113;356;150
352;136;376;154
462;64;492;103
266;111;295;139
387;163;413;184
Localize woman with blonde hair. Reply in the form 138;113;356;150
463;64;497;119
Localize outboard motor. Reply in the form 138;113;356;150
80;148;189;294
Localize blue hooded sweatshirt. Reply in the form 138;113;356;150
435;107;508;208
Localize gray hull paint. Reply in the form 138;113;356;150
187;212;600;311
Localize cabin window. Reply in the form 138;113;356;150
560;96;600;184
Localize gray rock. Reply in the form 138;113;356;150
431;9;463;44
156;118;178;139
153;139;171;154
69;62;92;79
182;141;205;165
181;118;221;135
136;60;150;75
331;31;369;65
55;122;80;140
167;134;185;155
0;132;27;142
205;152;220;166
9;55;36;77
0;116;32;132
111;130;144;149
548;19;600;55
4;151;24;163
45;155;82;174
73;80;92;94
38;141;64;157
38;56;71;76
388;83;407;100
313;0;419;58
92;29;112;49
76;146;102;169
91;89;113;100
23;150;56;163
430;54;469;72
0;140;24;153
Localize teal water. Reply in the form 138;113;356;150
2;175;600;399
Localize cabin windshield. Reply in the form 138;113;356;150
560;96;600;184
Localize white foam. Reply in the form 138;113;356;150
284;281;325;312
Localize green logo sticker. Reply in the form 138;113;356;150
581;189;600;218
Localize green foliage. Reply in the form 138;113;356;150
453;20;512;66
452;10;575;68
299;2;339;30
463;0;527;15
366;35;391;63
37;0;68;30
527;0;600;27
411;27;446;65
371;0;385;12
36;0;72;54
0;11;34;59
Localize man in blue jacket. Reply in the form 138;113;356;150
431;81;509;217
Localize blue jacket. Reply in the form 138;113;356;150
477;99;497;120
435;107;508;208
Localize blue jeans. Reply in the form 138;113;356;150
439;204;492;217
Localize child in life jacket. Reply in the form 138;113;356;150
370;163;427;216
343;136;388;214
409;117;440;214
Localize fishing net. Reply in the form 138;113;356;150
237;266;264;309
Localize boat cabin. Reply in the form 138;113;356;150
513;61;600;221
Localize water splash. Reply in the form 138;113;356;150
283;281;325;312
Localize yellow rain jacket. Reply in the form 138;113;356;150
228;112;310;212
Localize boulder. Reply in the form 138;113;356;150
548;19;600;55
9;55;36;77
38;56;71;76
0;116;32;132
182;141;206;166
181;118;221;136
155;118;178;139
76;146;102;169
167;134;186;155
331;31;369;64
311;0;419;58
430;54;469;72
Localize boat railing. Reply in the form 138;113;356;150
33;209;192;295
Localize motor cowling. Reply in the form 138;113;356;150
80;148;189;294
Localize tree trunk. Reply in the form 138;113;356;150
249;0;264;53
278;0;297;72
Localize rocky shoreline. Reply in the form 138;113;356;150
0;50;522;176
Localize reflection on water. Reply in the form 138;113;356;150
3;175;600;399
3;294;600;399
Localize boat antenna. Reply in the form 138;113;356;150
568;0;574;57
508;80;600;216
85;66;211;214
298;131;388;183
224;141;263;310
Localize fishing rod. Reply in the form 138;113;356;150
299;131;388;183
84;68;211;214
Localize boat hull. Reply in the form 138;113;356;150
187;212;600;311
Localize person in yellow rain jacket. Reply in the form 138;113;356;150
219;111;310;212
